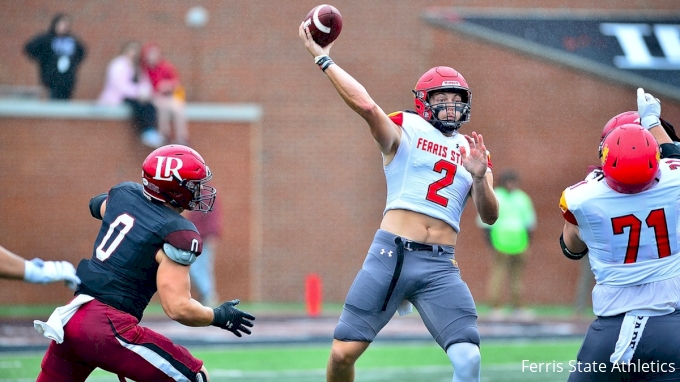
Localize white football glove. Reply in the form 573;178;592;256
637;87;661;130
24;258;81;290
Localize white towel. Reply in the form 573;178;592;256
397;299;413;316
34;294;95;344
610;313;648;364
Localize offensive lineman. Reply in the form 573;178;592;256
560;90;680;381
299;20;499;382
35;145;255;382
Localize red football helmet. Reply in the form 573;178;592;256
601;111;640;141
413;66;471;134
601;124;660;194
141;145;216;211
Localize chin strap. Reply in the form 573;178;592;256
431;120;460;134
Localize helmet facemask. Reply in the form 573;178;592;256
182;166;216;212
414;88;471;134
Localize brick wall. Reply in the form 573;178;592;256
1;0;679;306
0;118;253;304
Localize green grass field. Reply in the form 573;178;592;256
0;339;582;381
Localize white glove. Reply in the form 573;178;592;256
24;258;81;290
637;87;661;130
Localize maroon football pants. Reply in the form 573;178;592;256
37;299;203;382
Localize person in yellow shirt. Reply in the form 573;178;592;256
478;170;536;320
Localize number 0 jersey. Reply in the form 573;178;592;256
76;182;203;321
560;158;680;316
384;111;492;233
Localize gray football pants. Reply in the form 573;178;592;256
334;229;480;350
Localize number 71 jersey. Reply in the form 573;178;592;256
383;111;492;233
560;159;680;281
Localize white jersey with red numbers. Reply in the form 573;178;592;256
383;111;492;233
560;158;680;316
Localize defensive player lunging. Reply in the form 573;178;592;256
299;20;499;382
36;145;255;382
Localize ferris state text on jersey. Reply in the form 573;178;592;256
388;111;492;169
384;111;492;233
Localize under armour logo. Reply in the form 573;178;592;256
379;249;393;257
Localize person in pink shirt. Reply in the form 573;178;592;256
98;41;164;149
141;43;189;145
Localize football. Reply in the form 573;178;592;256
303;4;343;47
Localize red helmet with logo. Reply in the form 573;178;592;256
601;124;660;194
413;66;471;134
141;145;216;211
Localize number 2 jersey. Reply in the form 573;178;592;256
560;158;680;316
75;182;203;321
384;111;492;233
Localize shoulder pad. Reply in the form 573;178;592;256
160;218;203;254
388;111;404;126
163;243;196;266
559;190;578;225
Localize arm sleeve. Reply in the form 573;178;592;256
89;193;108;220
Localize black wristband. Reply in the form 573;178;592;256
315;55;334;72
560;233;588;260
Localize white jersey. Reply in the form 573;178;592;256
560;158;680;316
383;111;491;232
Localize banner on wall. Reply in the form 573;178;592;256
424;8;680;101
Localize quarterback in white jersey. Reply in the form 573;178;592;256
300;21;498;382
561;106;680;381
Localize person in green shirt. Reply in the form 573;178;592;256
477;170;536;320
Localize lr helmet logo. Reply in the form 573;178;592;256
153;156;183;181
601;23;680;70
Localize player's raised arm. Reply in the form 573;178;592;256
463;132;498;225
298;22;400;161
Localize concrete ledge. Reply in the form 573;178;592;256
0;99;262;122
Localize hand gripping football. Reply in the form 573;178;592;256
303;4;343;47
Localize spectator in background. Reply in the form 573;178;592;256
24;13;87;100
141;43;190;145
186;196;222;307
0;244;80;289
478;169;536;320
98;41;165;149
